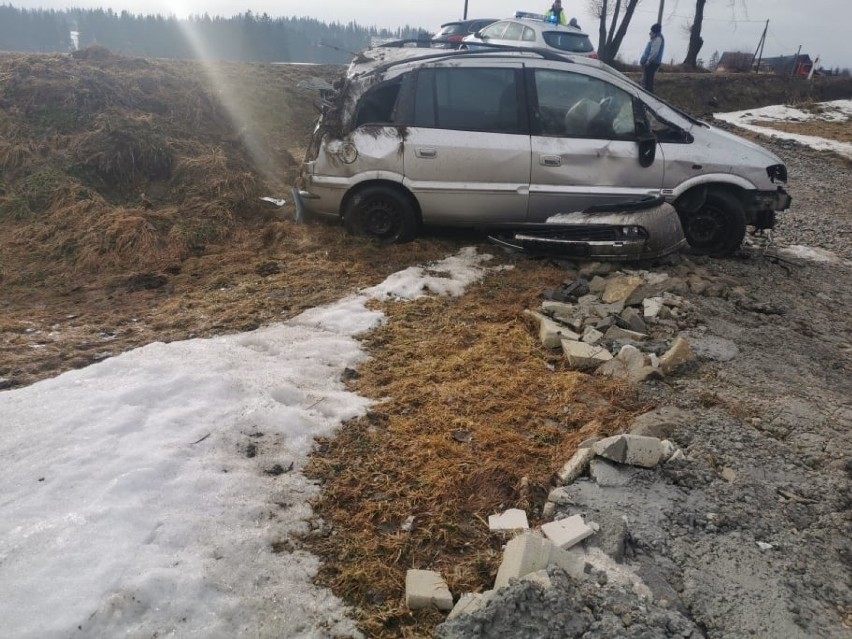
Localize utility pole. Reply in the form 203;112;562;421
657;0;664;24
464;0;469;20
792;44;801;76
752;19;768;73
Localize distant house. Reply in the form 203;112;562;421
715;51;816;76
759;54;814;77
715;51;754;73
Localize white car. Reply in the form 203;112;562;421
462;14;597;58
296;46;790;256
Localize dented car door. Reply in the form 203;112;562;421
527;66;664;221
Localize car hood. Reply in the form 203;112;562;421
694;122;784;166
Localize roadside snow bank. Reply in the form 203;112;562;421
0;247;495;639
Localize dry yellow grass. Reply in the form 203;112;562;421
304;262;647;638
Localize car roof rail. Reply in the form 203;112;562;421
358;42;576;75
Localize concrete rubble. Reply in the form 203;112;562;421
525;267;703;383
488;508;529;532
405;569;454;611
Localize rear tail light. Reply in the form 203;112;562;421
449;35;463;42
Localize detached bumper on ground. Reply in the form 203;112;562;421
486;198;687;260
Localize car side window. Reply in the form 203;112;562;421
522;26;536;42
502;22;524;41
414;67;525;134
354;78;402;128
531;69;635;140
480;21;508;38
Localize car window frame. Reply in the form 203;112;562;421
352;76;408;129
479;21;509;39
541;31;595;54
411;64;530;136
526;67;638;141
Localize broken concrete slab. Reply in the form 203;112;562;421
588;275;607;294
592;434;672;468
524;310;581;349
659;335;695;375
581;326;604;345
624;278;688;307
488;508;529;532
590;300;626;319
555;447;595;485
446;590;495;620
589;457;642;487
405;569;454;611
595;344;649;381
643;297;665;319
629;406;690;439
619;307;648;334
541;300;575;318
548;544;586;579
602;275;645;304
494;532;553;589
542;514;595;550
578;261;614;278
561;339;613;370
604;325;648;342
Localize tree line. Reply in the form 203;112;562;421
0;5;424;63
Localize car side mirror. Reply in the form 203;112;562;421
637;133;656;167
475;31;486;39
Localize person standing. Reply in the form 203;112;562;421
545;0;568;25
640;23;665;93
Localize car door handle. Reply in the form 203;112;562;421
540;155;562;167
415;147;437;158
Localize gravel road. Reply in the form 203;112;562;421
438;138;852;637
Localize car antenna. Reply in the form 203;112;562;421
320;42;373;63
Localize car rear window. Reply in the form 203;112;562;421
543;32;594;53
438;23;465;36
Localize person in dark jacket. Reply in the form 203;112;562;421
640;23;665;93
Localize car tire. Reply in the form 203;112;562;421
679;190;746;256
343;185;419;244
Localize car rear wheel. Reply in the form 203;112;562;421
343;186;419;244
679;190;746;256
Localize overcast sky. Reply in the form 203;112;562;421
11;0;850;68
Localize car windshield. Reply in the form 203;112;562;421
542;32;594;53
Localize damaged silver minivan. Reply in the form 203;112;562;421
295;46;791;256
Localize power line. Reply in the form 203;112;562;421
632;7;768;23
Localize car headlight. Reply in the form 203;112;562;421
766;164;787;184
621;226;647;239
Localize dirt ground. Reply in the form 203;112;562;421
1;51;850;638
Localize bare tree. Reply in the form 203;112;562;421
683;0;706;68
683;0;748;68
587;0;642;64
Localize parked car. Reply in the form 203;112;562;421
295;46;791;256
461;15;597;58
431;19;498;49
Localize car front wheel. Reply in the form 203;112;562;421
679;190;746;256
343;186;419;244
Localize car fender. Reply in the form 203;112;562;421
664;173;756;201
